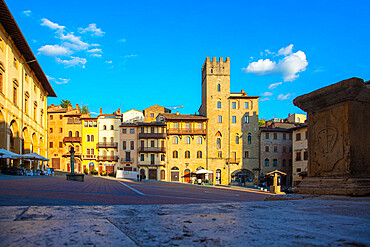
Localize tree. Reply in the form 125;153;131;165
258;118;266;127
60;100;71;108
81;105;89;114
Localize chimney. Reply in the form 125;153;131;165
100;108;103;115
118;108;121;115
241;89;244;94
176;111;179;115
76;104;80;109
288;113;291;117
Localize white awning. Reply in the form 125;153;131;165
195;169;213;174
21;153;49;161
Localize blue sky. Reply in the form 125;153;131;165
7;0;370;119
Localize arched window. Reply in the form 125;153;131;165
103;150;107;156
110;125;114;130
244;116;249;123
283;159;286;167
173;150;178;158
217;138;221;149
110;137;114;143
197;137;202;144
103;125;107;130
75;131;79;137
173;136;178;144
68;131;72;137
217;84;221;92
235;135;239;144
197;151;202;158
273;159;277;166
248;133;251;144
86;135;90;142
185;137;190;144
110;150;114;156
264;159;269;167
185;151;190;159
103;137;107;142
76;145;80;152
217;101;221;109
91;135;94;142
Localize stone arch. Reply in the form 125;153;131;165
39;136;46;157
9;120;20;153
231;169;254;182
215;131;222;137
22;127;31;154
0;110;7;149
31;132;38;153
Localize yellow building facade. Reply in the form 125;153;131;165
0;2;56;168
81;116;98;174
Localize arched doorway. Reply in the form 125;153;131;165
160;170;165;180
140;168;146;181
9;120;19;153
171;167;179;181
0;110;6;149
231;169;254;183
184;168;190;183
215;169;221;184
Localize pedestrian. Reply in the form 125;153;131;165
144;174;146;182
137;174;140;182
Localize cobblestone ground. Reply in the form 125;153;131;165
0;175;369;246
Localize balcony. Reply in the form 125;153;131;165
67;119;82;124
138;147;166;153
63;137;82;143
62;152;82;158
97;156;119;161
167;128;206;135
96;142;118;148
83;154;96;160
120;157;134;163
226;158;241;164
139;133;166;139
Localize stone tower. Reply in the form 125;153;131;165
199;57;260;185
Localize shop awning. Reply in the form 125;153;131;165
0;149;22;159
21;153;49;161
195;169;213;174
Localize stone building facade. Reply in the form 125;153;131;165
198;57;260;185
0;1;56;167
259;121;295;185
47;104;86;172
97;108;121;176
119;123;139;172
292;124;308;185
143;104;170;122
158;112;208;183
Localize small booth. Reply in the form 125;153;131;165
266;170;287;194
194;169;213;185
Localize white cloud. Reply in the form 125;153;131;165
268;82;282;90
105;61;112;64
278;51;308;81
277;44;293;56
277;93;291;100
87;48;102;53
41;18;65;31
119;38;126;42
123;54;137;58
243;44;308;82
265;49;274;55
56;56;87;68
79;23;105;36
90;54;102;57
38;45;69;56
261;92;273;97
90;111;99;115
243;59;276;75
260;98;270;102
59;33;89;50
23;10;31;16
46;75;70;84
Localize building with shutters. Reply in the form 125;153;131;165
157;112;208;183
47;104;86;172
96;108;121;176
292;124;308;186
0;1;56;168
81;116;98;174
119;122;139;173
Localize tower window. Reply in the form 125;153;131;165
211;69;213;73
245;102;249;109
217;84;221;92
218;116;222;123
217;101;221;109
232;102;236;109
232;116;236;123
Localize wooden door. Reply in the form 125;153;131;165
106;166;114;176
184;170;190;183
171;171;179;181
99;166;103;175
149;169;157;180
52;158;60;169
160;170;165;180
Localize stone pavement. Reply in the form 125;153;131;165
0;196;369;246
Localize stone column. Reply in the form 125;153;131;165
293;77;370;196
